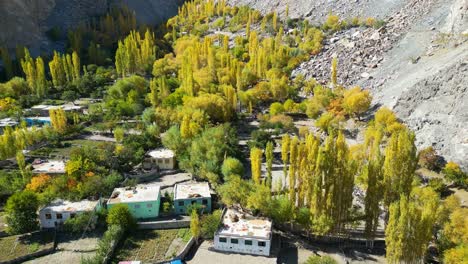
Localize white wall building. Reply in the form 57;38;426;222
143;148;175;170
214;209;273;256
39;199;101;229
32;160;66;174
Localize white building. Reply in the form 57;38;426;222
174;182;212;215
143;148;175;170
0;118;19;134
214;209;273;256
39;199;101;228
32;160;66;174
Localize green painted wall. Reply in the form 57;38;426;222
108;199;160;220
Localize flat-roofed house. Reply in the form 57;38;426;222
214;208;272;256
39;199;101;229
32;160;66;174
143;148;176;170
107;185;161;220
174;182;211;215
0;118;19;134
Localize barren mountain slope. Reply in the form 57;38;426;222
233;0;468;168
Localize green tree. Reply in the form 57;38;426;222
385;187;439;263
265;141;274;187
106;204;136;230
250;147;263;185
383;128;417;207
5;190;39;234
443;161;467;187
190;210;201;241
200;210;222;239
221;157;244;180
218;175;252;207
331;57;338;86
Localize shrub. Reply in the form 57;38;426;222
269;102;285;115
221;157;245;179
443;162;467;187
106;204;136;230
418;146;440;171
5;190;39;234
305;255;338;264
323;15;342;32
64;212;93;233
200;210;223;239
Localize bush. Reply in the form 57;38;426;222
221;157;245;179
443;162;467;188
418;146;440;171
201;210;223;239
64;212;93;233
5;190;39;235
269;102;285;115
305;255;338;264
428;178;447;194
106;204;136;230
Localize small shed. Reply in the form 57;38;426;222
107;185;161;220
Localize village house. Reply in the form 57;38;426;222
0;118;19;134
39;199;102;229
24;116;52;126
143;148;176;170
174;182;211;215
29;103;85;116
32;159;66;174
107;185;161;220
214;208;272;256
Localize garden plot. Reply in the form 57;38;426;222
113;228;191;263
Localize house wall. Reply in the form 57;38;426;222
39;210;88;228
214;235;271;256
108;199;160;220
174;197;211;215
143;157;175;170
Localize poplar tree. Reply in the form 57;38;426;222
250;147;263;185
281;134;290;181
72;51;80;81
385;188;439;263
49;108;67;134
265;141;274;188
383;128;417;208
20;48;36;91
288;136;298;204
35;57;47;97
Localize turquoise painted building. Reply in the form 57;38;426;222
107;185;161;220
174;183;212;215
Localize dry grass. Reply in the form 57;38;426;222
0;231;55;262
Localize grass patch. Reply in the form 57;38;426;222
0;231;54;262
112;229;180;263
177;228;192;243
30;139;115;158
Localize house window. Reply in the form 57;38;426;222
191;200;196;205
45;213;52;220
147;204;152;208
135;204;141;209
231;239;239;244
202;199;208;205
70;213;76;218
165;159;170;164
178;201;184;206
56;213;63;219
219;237;227;243
258;241;266;247
245;240;252;246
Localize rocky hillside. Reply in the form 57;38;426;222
0;0;185;55
231;0;468;169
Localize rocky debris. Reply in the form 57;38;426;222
393;60;468;168
292;26;390;85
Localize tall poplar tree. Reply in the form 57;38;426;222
250;147;263;185
265;141;274;188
